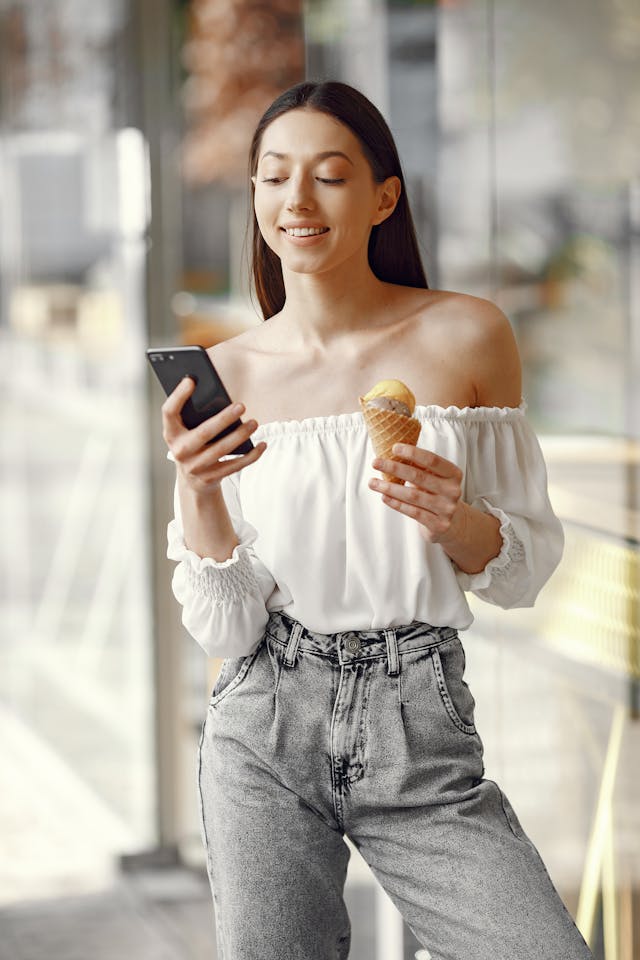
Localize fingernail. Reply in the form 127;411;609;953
232;402;244;413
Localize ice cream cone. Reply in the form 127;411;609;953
359;398;422;484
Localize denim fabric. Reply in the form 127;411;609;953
197;611;593;960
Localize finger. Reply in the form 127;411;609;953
161;377;196;441
380;490;450;538
370;474;461;529
190;401;247;449
182;415;259;471
207;417;260;459
198;439;268;483
371;459;458;502
370;476;439;516
217;440;268;477
380;489;433;524
173;401;247;459
369;471;436;509
388;444;462;481
165;375;196;410
371;456;439;491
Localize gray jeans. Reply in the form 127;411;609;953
197;610;593;960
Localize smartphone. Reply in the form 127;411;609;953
146;345;254;456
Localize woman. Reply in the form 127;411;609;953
162;81;592;960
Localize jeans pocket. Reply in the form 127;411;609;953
209;640;264;708
430;638;477;735
212;657;245;699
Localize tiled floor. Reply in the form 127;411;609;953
0;867;218;960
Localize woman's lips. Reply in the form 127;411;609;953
282;225;329;236
280;226;330;244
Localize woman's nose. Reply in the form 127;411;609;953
286;176;314;211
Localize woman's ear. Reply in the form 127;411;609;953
372;176;401;226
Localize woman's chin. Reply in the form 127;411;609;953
281;254;335;277
280;248;365;280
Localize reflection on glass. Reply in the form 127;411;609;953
0;2;153;903
438;3;640;958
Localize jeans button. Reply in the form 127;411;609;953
346;636;361;653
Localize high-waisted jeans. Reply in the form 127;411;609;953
197;610;593;960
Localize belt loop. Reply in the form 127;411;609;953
283;620;304;667
384;628;400;676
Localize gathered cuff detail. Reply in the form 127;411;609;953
185;547;261;605
454;499;527;592
166;517;263;604
481;503;527;579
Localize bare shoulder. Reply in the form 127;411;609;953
206;321;271;399
415;290;522;407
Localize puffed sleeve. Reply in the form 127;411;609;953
166;455;277;657
454;408;564;608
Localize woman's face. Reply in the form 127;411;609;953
252;108;398;277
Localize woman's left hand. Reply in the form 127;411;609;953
369;443;466;545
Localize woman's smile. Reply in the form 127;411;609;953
280;223;331;243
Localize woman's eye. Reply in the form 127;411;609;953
259;175;345;185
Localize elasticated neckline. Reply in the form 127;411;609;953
253;400;527;439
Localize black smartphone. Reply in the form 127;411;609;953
146;345;254;456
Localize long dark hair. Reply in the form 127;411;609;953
247;80;429;320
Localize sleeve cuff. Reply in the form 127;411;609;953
181;548;261;606
166;517;257;571
166;519;262;605
454;499;527;592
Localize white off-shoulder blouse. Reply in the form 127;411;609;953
166;402;564;658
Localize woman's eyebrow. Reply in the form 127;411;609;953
261;150;354;166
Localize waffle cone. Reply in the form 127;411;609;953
359;398;422;484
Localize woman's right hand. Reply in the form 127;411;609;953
162;376;267;494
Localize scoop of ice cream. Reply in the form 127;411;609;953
362;379;416;416
359;378;421;484
366;396;412;418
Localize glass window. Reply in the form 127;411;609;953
0;1;154;902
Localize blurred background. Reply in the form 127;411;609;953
0;1;638;958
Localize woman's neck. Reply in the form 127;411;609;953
277;259;396;355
